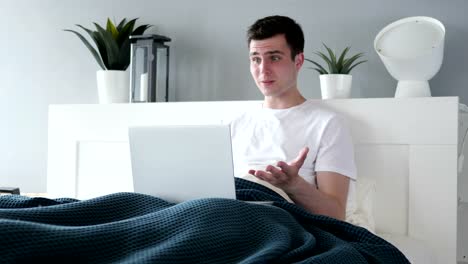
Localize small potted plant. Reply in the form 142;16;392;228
306;43;366;99
65;18;151;103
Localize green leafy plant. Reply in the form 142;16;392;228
306;43;367;74
64;18;152;71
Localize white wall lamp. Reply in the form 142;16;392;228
374;16;445;97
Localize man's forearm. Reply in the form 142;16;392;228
285;178;346;220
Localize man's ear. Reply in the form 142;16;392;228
295;52;304;69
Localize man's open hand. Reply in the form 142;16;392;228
249;147;309;193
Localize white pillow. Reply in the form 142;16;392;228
345;177;376;232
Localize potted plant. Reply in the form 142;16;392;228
306;43;366;99
65;18;151;103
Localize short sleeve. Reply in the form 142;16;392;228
315;115;357;179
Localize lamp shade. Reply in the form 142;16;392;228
374;16;445;97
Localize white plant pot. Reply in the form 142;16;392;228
96;70;130;104
319;74;352;99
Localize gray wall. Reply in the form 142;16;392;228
1;0;467;192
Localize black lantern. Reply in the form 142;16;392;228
129;34;171;103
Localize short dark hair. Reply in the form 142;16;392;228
247;15;304;59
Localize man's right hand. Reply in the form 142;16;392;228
249;147;309;194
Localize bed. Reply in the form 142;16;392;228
1;97;463;263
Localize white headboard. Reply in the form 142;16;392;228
47;97;459;263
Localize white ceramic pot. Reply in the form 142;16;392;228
96;70;130;104
319;74;352;99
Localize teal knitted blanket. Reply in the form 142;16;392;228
0;178;409;263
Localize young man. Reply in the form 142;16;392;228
230;16;356;220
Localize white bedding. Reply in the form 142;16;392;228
379;233;436;264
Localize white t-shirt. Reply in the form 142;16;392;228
229;100;357;204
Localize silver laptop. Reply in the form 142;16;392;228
128;124;237;203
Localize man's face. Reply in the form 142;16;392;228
249;34;304;98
